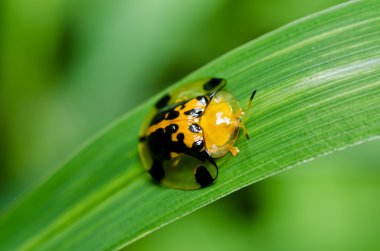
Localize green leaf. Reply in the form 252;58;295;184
1;1;380;250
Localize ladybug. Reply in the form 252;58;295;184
138;78;257;190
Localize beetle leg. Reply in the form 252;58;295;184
229;146;240;156
241;89;258;141
240;122;250;140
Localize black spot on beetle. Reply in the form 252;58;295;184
166;124;178;133
184;108;203;117
155;94;170;109
192;140;204;151
148;128;170;159
177;133;184;141
189;124;202;133
195;166;214;187
203;78;223;91
166;110;179;120
149;160;165;181
139;136;146;142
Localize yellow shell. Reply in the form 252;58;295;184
201;91;242;158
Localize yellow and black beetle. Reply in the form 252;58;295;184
138;78;257;190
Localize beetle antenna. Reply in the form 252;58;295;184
246;90;257;115
241;90;257;140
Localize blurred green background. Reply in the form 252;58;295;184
2;0;380;250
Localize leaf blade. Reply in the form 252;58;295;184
1;1;380;250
